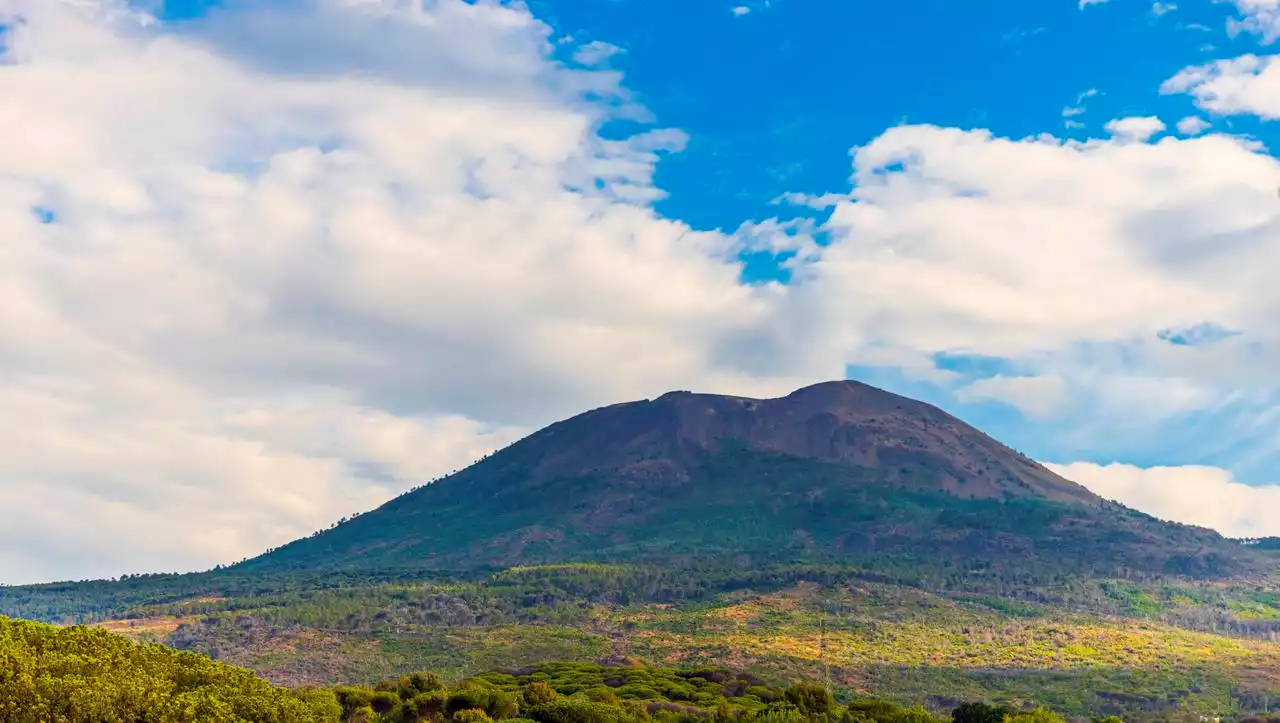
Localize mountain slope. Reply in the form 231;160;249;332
240;381;1270;579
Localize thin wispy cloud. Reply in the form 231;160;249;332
1063;88;1100;128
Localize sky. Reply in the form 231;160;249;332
4;0;1280;584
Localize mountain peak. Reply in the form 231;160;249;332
786;378;884;397
633;379;1095;506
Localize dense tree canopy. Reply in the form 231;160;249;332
0;615;339;722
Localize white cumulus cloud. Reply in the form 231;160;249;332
0;0;821;583
816;125;1280;363
1106;116;1167;142
7;0;1280;583
1165;54;1280;119
1047;461;1280;538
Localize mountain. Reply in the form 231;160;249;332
7;380;1279;718
240;381;1270;579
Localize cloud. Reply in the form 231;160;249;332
956;375;1068;419
809;124;1280;470
1151;1;1177;16
1105;116;1167;142
1046;461;1280;537
1164;54;1280;119
1227;0;1280;42
0;388;527;583
1062;88;1099;126
1176;115;1211;135
572;40;623;67
1080;0;1112;8
9;0;1280;583
818;126;1279;362
0;0;820;583
732;6;751;16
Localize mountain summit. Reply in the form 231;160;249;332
242;381;1266;579
553;380;1100;505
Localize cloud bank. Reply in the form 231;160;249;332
3;0;1280;582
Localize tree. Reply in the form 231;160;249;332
1004;709;1065;723
785;682;835;718
954;703;1014;723
522;683;558;708
456;709;497;723
372;691;401;715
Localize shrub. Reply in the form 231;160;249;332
1004;709;1065;723
524;683;560;707
457;709;497;723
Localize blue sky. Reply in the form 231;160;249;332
5;0;1280;582
539;0;1252;230
521;0;1280;476
149;0;1269;232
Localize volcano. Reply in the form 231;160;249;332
240;381;1268;579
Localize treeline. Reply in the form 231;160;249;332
0;569;465;625
144;564;1280;643
6;562;1280;645
324;664;1077;723
303;665;1264;723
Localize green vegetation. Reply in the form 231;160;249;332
4;393;1280;720
6;564;1280;718
0;615;339;721
1098;582;1164;618
0;616;1231;723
